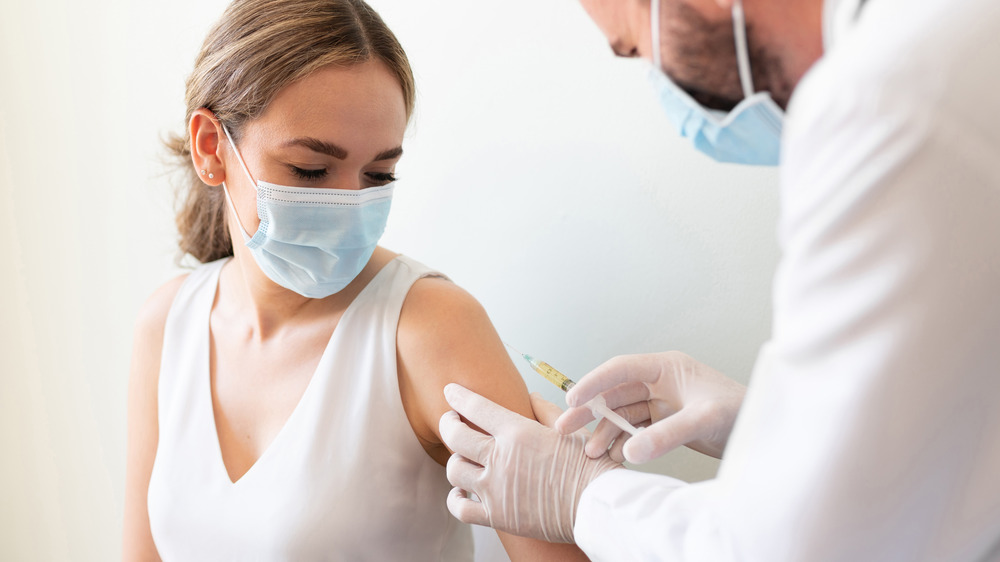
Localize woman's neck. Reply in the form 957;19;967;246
219;251;339;341
217;246;394;341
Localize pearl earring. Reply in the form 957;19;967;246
209;173;215;179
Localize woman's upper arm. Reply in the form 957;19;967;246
122;274;186;562
397;277;591;561
396;277;531;458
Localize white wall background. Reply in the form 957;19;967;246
0;0;779;559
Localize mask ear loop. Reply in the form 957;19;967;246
218;122;256;241
732;0;756;99
221;124;258;187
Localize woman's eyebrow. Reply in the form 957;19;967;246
283;137;348;159
281;137;403;162
373;146;403;161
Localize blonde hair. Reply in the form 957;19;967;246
166;0;415;263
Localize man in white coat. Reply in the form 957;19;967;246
438;0;1000;559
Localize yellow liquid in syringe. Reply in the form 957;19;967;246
506;342;642;437
526;356;577;393
505;342;577;393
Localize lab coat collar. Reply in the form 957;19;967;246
823;0;866;50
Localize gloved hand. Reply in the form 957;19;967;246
556;351;746;464
439;384;621;543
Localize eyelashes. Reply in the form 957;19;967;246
290;166;328;181
366;172;397;184
288;166;397;185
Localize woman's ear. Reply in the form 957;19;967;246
189;108;226;186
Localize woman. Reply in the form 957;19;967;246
122;0;590;559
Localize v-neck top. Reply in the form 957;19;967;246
147;256;472;561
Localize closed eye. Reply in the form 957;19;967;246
289;165;328;181
366;172;397;185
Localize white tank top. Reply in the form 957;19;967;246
147;256;473;561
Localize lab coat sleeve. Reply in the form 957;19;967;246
575;1;1000;559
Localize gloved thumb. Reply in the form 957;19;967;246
529;392;563;428
622;409;700;464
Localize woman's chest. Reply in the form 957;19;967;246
208;322;336;483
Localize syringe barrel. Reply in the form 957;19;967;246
519;349;640;436
529;360;576;392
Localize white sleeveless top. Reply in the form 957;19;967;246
147;256;473;561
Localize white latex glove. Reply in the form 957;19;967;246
555;351;746;464
438;383;621;543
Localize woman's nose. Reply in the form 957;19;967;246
329;170;362;190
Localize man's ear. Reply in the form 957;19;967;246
188;108;227;186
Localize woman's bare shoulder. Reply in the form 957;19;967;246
397;276;505;382
133;273;190;343
396;276;532;457
399;276;483;327
128;272;190;421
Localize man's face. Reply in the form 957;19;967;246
578;0;780;110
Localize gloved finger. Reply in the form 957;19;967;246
439;410;495;465
529;392;563;428
444;383;526;437
446;452;485;492
566;355;660;408
623;407;703;464
446;486;490;527
614;402;657;429
597;381;655;412
585;416;624;458
608;433;628;463
554;404;596;435
583;401;649;455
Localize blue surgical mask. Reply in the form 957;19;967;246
221;125;393;298
649;0;783;166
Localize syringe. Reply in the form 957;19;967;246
505;343;640;436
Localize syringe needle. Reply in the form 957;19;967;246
503;341;524;356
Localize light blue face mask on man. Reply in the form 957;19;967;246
649;0;784;166
221;125;393;299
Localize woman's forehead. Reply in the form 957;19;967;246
245;61;408;153
264;62;404;123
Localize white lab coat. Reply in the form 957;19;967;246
574;0;1000;559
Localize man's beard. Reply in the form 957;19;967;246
658;2;793;110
